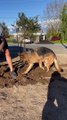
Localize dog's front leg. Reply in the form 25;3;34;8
39;60;44;70
44;62;50;72
22;63;34;74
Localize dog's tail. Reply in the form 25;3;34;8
54;57;63;73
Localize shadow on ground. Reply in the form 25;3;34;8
42;71;67;120
37;40;54;44
61;42;67;49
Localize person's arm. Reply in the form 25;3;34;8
0;41;5;51
0;36;5;51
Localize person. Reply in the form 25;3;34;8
0;26;17;79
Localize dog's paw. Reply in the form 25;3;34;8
43;67;45;70
22;72;28;75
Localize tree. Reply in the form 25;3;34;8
0;22;9;37
60;4;67;40
16;12;41;41
43;0;64;39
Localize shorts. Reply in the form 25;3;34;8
3;40;8;50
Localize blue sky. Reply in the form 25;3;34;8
0;0;66;27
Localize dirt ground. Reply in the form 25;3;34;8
0;61;67;120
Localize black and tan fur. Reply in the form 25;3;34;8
20;47;62;74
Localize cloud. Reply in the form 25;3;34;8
8;25;16;34
39;18;61;27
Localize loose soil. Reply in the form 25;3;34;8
0;61;67;120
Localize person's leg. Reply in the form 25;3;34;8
4;49;17;78
4;49;13;72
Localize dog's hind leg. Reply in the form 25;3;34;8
22;63;34;74
54;58;62;73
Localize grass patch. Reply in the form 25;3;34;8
53;39;67;44
7;38;18;43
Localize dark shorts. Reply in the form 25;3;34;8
3;40;8;50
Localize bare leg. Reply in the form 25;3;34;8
4;49;13;72
23;63;34;74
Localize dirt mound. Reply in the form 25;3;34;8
0;63;67;120
0;64;51;88
0;62;67;88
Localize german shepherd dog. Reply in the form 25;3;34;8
20;47;62;74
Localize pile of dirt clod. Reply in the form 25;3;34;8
0;62;67;88
0;62;67;120
0;63;52;88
